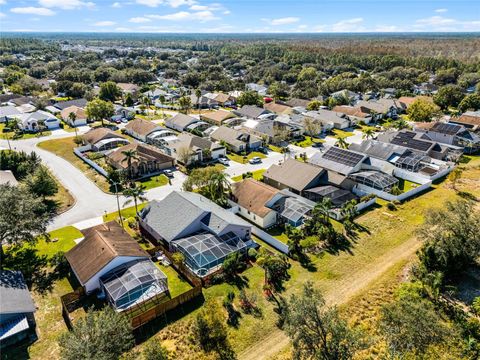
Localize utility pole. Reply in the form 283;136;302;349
113;182;124;229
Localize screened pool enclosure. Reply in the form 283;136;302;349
172;232;247;277
100;259;168;311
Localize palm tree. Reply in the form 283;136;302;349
204;171;231;206
394;118;409;130
362;128;375;140
195;88;202;116
158;94;166;119
68;111;78;138
121;149;139;182
285;224;304;257
335;137;349;149
123;183;147;216
178;96;192;114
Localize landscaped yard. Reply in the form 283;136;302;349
35;226;83;258
0;123;51;140
231;169;266;182
292;136;324;148
227;151;266;164
397;178;420;193
268;144;283;153
155;263;193;298
329;128;354;139
103;202;148;223
38;137;113;193
137;174;169;190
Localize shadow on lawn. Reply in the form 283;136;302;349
3;247;69;295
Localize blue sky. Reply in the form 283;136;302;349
0;0;479;33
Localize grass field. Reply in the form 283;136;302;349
227;151;267;164
38;137;112;193
330;128;354;139
35;226;83;258
268;144;283;153
231;169;266;182
397;178;420;193
137;174;169;190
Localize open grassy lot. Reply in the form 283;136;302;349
231;169;266;182
38;137;112;193
329;128;354;139
227;151;266;164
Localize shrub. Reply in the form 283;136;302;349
142;339;169;360
126;217;136;229
387;202;397;211
247;247;258;260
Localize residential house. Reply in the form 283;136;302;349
9;96;35;107
263;102;293;115
449;111;480;131
246;83;268;95
16;104;37;113
233;105;271;119
65;222;168;311
414;83;438;95
0;170;19;186
0;94;22;105
414;122;480;153
82;128;129;152
356;98;406;120
163;132;226;165
204;92;235;107
139;191;253;277
117;83;139;95
210;126;262;153
240;118;301;144
398;96;434;109
106;143;175;178
111;105;135;122
165;113;210;133
231;179;280;228
304;109;351;130
54;98;88;111
13;110;60;131
0;271;37;347
0;105;21;123
200;110;236;126
190;92;218;109
330;89;361;103
332;105;372;124
124;118;176;143
263;158;325;196
284;98;310;109
61;105;88;127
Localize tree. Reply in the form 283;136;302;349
142;339;169;360
284;282;365;360
25;166;58;199
158;94;166;118
237;90;263;107
178;95;192;114
183;167;231;207
59;306;134;360
123;183;147;216
99;81;121;102
306;100;322;111
447;167;463;190
176;146;194;165
121;149;139;181
85;98;114;127
256;248;290;290
335;137;349;149
268;82;289;100
407;98;441;122
416;199;480;282
361;128;375;140
285;224;304;258
124;93;134;107
172;252;185;266
433;84;465;110
0;184;51;268
379;289;451;357
195;88;202;115
303;117;322;136
458;93;480;112
222;251;243;278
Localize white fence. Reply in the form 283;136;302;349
251;226;289;255
353;180;432;202
73;147;109;178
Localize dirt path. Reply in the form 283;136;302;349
238;236;421;360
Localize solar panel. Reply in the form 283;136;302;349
322;147;365;167
431;122;461;135
390;132;433;152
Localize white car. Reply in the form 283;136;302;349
249;156;262;164
163;169;174;178
218;158;229;166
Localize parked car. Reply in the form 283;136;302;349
218;158;229;166
249;157;262;164
163;169;174;178
312;142;323;148
121;118;129;123
257;147;269;154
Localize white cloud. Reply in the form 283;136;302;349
115;27;132;31
297;24;307;30
313;24;327;32
11;7;56;16
415;16;480;31
262;17;300;26
112;2;122;7
375;25;401;32
223;10;230;15
93;20;116;26
129;16;151;23
39;0;95;10
0;12;5;18
0;0;6;5
332;17;364;32
136;0;196;7
435;8;448;13
147;10;217;21
189;4;207;11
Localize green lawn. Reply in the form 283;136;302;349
103;202;148;222
266;225;290;244
356;124;377;132
35;226;83;258
227;151;266;164
397;178;420;193
330;128;354;139
137;174;169;190
231;169;266;182
292;136;324;148
268;144;283;153
38;137;113;193
156;263;193;298
0;123;51;140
